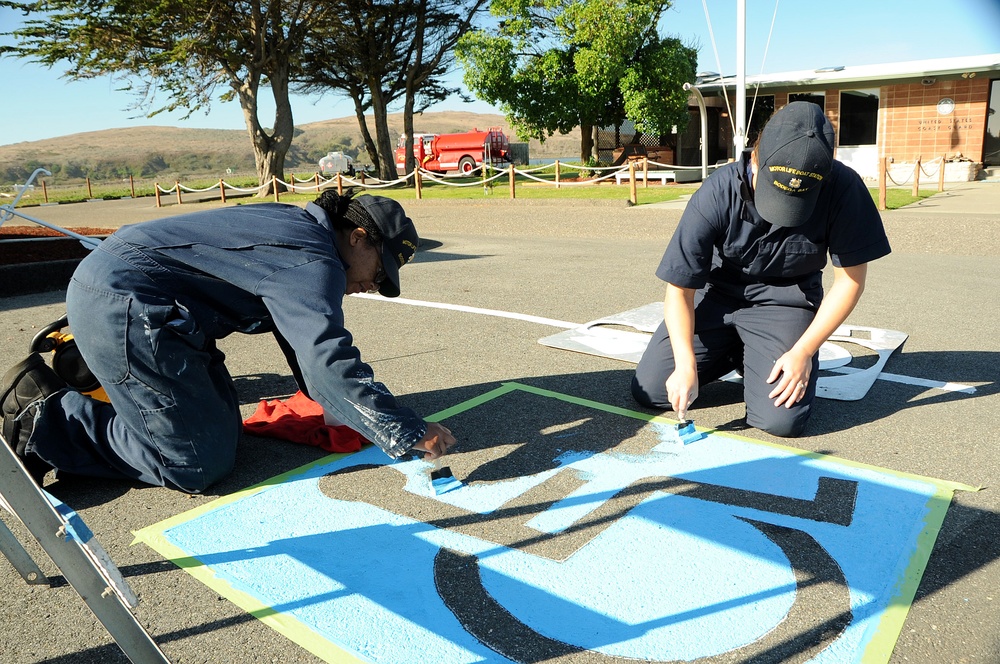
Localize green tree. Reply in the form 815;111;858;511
62;162;86;179
397;0;489;179
140;154;170;178
295;0;487;181
455;0;697;162
0;0;334;196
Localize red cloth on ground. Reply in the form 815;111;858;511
243;391;366;453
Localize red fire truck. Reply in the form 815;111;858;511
395;127;511;175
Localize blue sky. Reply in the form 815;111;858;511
1;0;999;146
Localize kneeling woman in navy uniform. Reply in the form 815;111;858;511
1;190;455;490
631;102;891;437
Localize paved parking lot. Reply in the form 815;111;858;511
1;184;998;663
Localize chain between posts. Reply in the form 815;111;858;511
878;155;948;210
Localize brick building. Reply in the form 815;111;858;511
681;54;1000;181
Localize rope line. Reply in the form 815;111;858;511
885;171;913;186
145;157;720;204
919;157;945;177
646;160;708;170
505;163;552;175
515;167;625;185
883;157;948;185
556;162;622;173
419;169;508;187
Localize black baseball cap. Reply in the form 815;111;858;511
354;195;419;298
754;101;835;228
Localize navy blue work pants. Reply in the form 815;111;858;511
631;293;818;437
29;243;241;492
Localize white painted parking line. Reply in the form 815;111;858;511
827;367;977;394
353;293;578;329
353;294;978;395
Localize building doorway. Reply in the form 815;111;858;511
676;107;726;167
985;79;1000;167
838;88;880;179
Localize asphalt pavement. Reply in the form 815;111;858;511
1;181;998;663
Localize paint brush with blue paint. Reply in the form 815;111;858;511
410;444;463;495
670;397;703;445
673;419;703;445
430;463;463;495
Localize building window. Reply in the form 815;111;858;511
839;89;879;146
789;92;825;111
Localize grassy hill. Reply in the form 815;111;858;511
0;111;583;186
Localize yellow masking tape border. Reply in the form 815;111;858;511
503;382;977;494
496;382;975;664
133;450;366;663
859;487;956;663
133;527;366;664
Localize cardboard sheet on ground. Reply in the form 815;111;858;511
538;303;906;401
134;384;972;664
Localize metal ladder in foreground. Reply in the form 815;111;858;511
0;435;170;663
1;167;165;660
0;167;102;249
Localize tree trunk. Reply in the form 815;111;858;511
580;120;594;164
402;58;420;181
353;96;379;169
239;66;294;198
402;99;416;184
368;84;398;181
402;0;427;184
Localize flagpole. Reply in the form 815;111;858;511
735;0;747;156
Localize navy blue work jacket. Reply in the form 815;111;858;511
658;151;891;309
106;201;426;458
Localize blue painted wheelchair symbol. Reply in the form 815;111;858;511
138;383;968;664
321;446;857;661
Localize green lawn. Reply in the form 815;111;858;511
881;187;937;209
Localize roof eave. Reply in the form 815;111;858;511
693;53;1000;93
